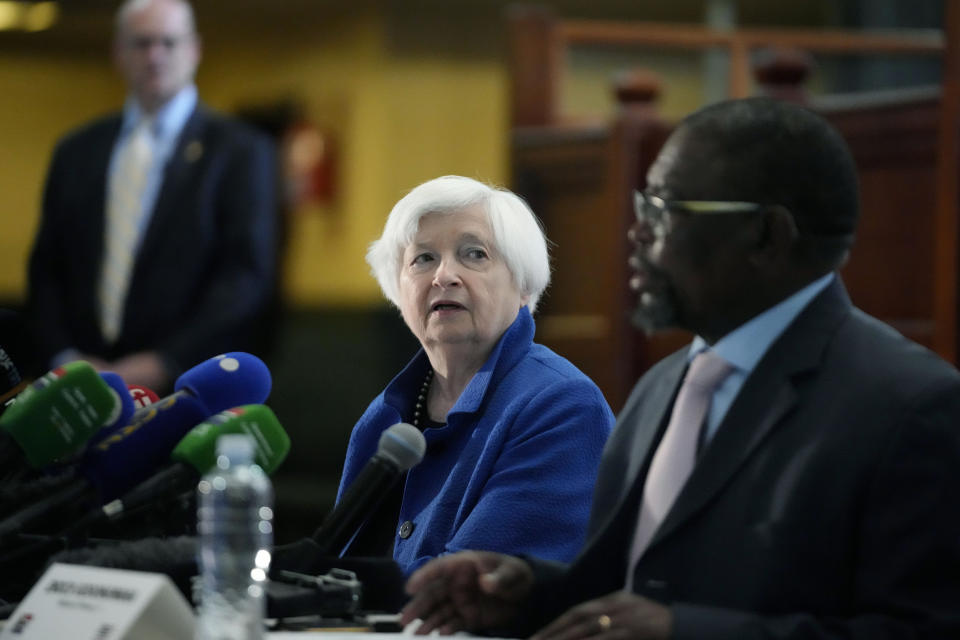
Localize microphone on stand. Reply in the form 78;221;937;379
0;370;134;516
312;422;426;556
265;423;426;618
96;372;136;434
83;351;272;501
0;406;287;603
127;384;159;409
81;404;289;531
0;308;30;413
0;353;273;544
0;361;124;482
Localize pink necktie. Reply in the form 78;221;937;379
626;350;732;589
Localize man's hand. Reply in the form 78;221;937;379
400;551;534;635
531;591;672;640
76;352;112;372
109;351;170;391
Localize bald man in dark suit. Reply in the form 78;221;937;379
27;0;276;392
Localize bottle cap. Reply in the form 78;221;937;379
216;433;255;466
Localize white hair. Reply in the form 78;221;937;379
367;175;551;312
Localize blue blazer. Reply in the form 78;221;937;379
27;105;277;377
337;308;614;575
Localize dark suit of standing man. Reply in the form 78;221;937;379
399;98;960;639
27;0;276;393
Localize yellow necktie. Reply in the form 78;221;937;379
98;118;154;344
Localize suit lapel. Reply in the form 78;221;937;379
587;353;687;545
89;118;124;264
649;279;854;548
137;106;207;263
78;118;123;338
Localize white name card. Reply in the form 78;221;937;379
0;563;195;640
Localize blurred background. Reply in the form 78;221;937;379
0;0;949;542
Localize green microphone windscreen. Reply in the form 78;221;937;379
0;360;121;467
171;404;290;475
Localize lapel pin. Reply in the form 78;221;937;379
184;140;203;163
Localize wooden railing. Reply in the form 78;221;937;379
508;4;946;126
508;4;960;408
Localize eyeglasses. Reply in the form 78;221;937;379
633;191;770;238
123;34;193;52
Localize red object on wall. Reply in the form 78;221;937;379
282;121;336;208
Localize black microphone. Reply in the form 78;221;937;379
65;405;289;537
312;423;426;556
0;533;201;605
0;353;272;542
47;536;200;600
50;535;198;573
0;309;29;409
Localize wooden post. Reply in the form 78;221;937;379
507;5;561;127
934;0;960;363
728;35;751;98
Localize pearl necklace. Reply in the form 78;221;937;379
412;368;434;428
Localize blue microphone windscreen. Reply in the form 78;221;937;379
96;372;135;434
80;391;209;502
174;352;272;413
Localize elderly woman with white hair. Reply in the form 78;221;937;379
335;175;613;576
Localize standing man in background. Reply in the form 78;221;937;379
27;0;276;393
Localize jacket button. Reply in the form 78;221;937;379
398;521;415;539
645;579;667;591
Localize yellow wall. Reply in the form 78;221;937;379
200;11;509;307
0;52;121;299
200;11;402;307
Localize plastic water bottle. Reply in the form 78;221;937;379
195;434;274;640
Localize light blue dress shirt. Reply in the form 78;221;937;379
690;271;836;445
108;84;198;251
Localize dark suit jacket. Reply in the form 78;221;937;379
523;279;960;639
27;104;277;380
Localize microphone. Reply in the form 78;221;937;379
0;361;123;474
0;535;202;606
312;422;426;556
91;404;289;528
6;373;135;480
46;536;200;600
0;347;26;410
127;384;159;409
0;353;272;542
97;372;136;433
0;309;29;409
82;352;272;501
0;372;131;513
0;393;206;543
0;467;78;519
176;352;272;413
3;407;288;598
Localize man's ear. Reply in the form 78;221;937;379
749;206;798;267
